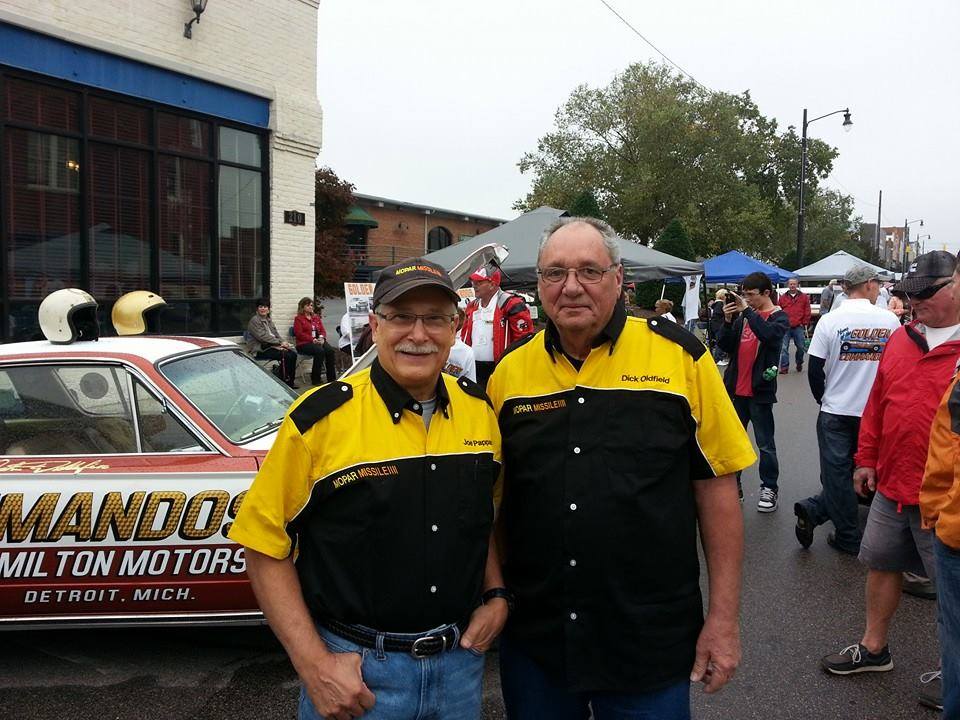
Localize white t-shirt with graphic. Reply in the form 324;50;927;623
444;338;477;382
808;298;901;417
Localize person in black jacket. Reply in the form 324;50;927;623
717;272;790;513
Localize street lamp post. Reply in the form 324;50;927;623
796;107;853;267
901;219;924;270
916;233;932;257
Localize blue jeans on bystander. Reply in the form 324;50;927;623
780;325;806;370
935;536;960;718
732;396;779;492
798;411;862;552
299;624;484;720
499;634;691;720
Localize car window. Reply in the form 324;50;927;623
133;381;207;453
0;365;137;455
160;349;296;443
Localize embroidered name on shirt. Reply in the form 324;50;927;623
463;439;494;447
621;374;671;384
512;398;567;415
332;464;400;489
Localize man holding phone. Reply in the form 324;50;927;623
717;272;789;512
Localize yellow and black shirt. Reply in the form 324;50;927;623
487;302;756;693
229;359;502;633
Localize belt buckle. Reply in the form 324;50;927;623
410;633;446;658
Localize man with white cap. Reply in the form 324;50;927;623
460;264;534;387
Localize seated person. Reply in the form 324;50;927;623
292;297;337;385
246;298;298;388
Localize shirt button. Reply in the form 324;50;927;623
393;412;400;419
430;585;437;593
577;397;585;404
413;403;420;411
340;385;349;392
569;559;577;567
431;524;439;532
573;447;581;454
569;503;577;511
430;463;437;471
569;612;578;621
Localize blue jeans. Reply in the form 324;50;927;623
299;624;484;720
799;412;862;551
499;635;691;720
779;325;805;369
936;536;960;719
732;396;779;491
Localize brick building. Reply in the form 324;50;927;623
0;1;322;342
345;193;505;281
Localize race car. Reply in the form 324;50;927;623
0;290;297;628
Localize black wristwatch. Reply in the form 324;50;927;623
481;587;515;612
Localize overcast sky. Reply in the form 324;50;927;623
317;0;960;256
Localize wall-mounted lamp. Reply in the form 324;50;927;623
65;160;80;172
184;0;209;39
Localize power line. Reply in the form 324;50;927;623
597;0;712;92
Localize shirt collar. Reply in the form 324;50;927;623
370;358;450;423
544;298;627;361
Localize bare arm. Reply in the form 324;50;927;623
690;474;743;693
460;532;509;652
244;549;375;719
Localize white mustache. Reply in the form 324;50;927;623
395;342;439;355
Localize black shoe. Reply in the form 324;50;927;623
794;503;814;549
821;643;893;675
827;532;859;556
918;670;943;711
902;572;937;600
797;363;803;373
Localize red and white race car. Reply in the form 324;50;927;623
0;332;296;628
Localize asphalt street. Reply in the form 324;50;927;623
0;368;942;719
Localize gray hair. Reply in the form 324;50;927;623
538;216;621;266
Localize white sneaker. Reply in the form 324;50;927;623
717;359;729;366
757;487;778;513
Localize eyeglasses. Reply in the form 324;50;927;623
537;264;619;284
375;312;456;332
907;280;953;301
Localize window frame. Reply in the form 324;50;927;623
0;68;270;341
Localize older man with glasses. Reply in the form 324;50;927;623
230;258;507;720
821;251;960;713
486;217;756;719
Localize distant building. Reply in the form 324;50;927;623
0;2;322;342
861;223;912;269
345;193;506;281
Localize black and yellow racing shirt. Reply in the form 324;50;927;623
229;359;502;633
486;302;756;693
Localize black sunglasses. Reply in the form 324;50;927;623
907;280;953;301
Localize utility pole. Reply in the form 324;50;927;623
875;190;882;258
796;109;808;268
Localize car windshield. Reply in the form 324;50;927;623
160;349;296;444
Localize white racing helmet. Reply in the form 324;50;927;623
111;290;170;336
38;289;100;344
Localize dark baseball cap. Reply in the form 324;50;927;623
371;258;460;309
893;250;958;296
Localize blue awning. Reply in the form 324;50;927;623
702;251;796;283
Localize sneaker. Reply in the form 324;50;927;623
779;367;789;375
717;359;729;366
821;643;893;675
797;362;804;373
757;487;778;513
827;532;860;556
794;502;814;548
902;572;937;600
918;670;943;711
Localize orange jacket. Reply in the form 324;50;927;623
921;373;960;550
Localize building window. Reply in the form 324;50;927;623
0;71;269;341
427;226;452;252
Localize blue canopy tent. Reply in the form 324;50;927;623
702;251;796;284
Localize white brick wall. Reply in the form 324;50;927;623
0;0;323;332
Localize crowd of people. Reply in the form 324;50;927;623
233;220;959;719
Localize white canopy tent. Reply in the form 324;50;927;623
793;250;893;281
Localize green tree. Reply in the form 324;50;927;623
653;218;696;260
516;62;841;263
314;166;357;298
567;189;604;219
779;189;864;269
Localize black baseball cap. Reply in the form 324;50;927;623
371;258;460;309
893;251;958;296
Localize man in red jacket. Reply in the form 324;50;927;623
778;278;811;373
460;265;534;388
821;252;960;709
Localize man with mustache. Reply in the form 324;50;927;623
230;258;507;720
487;217;756;719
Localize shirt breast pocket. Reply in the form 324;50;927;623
457;454;496;537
